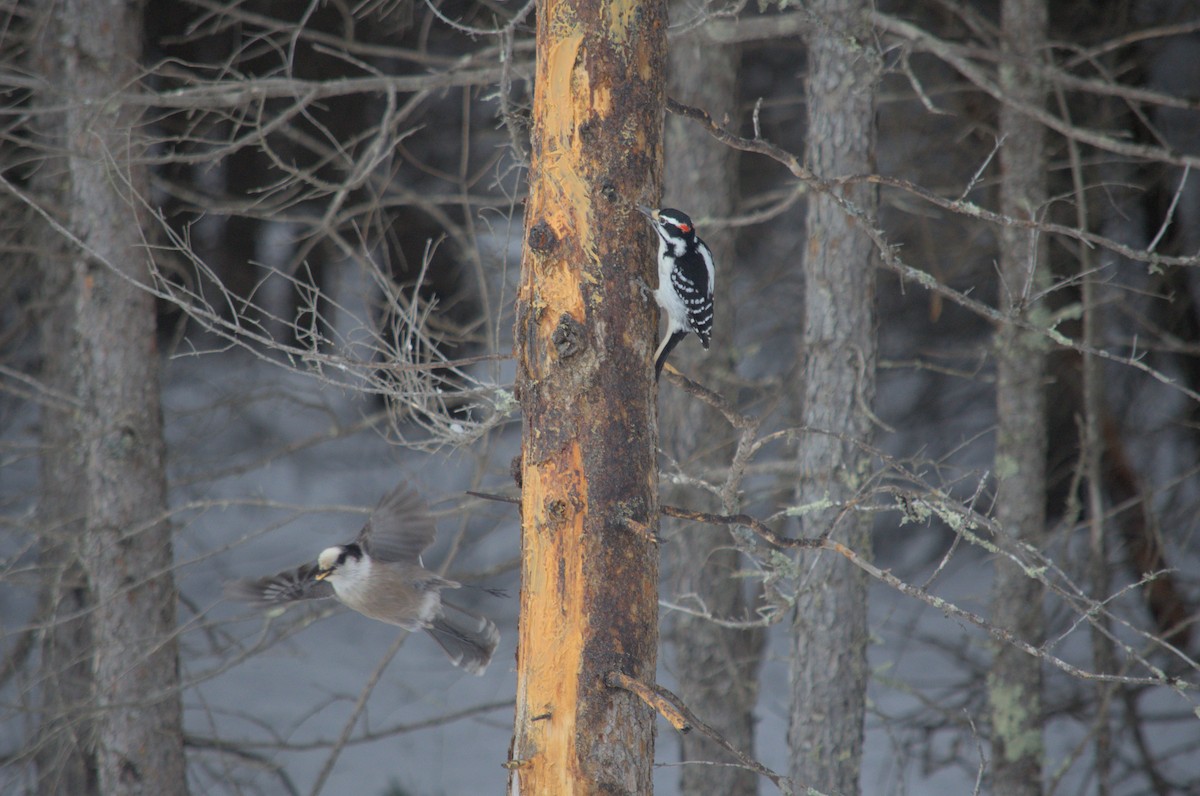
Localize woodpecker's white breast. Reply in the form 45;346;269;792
654;237;691;336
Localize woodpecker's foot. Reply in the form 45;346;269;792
633;276;653;303
623;517;662;543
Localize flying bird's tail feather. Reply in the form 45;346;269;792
426;609;500;676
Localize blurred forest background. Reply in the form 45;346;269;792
2;0;1199;794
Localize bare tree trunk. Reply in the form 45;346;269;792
508;0;666;791
988;0;1048;793
661;19;764;796
34;267;97;795
787;1;879;794
32;2;190;794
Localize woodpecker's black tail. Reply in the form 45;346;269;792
654;330;689;379
426;607;500;675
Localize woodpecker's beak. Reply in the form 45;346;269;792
636;205;658;222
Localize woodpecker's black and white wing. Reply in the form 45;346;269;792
354;479;438;564
226;562;334;606
673;240;715;347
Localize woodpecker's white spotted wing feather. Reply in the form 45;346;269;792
225;562;335;606
671;240;715;347
354;479;438;564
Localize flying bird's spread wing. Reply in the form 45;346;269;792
356;480;438;564
226;562;335;605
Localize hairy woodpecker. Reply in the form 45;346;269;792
637;205;715;378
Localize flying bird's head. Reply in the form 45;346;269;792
315;543;364;582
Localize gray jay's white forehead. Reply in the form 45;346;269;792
316;545;348;573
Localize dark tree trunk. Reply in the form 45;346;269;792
662;15;764;796
32;1;190;794
34;266;97;796
988;0;1048;793
787;1;879;793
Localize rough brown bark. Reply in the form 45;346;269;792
32;2;190;794
988;0;1048;793
661;18;764;796
786;1;879;793
508;0;666;792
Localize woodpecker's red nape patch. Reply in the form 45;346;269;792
678;224;691;233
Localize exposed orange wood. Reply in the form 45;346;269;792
509;0;667;792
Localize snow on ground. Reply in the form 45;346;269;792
4;343;1196;794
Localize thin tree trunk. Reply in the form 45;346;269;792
508;0;666;791
32;2;190;794
787;1;879;793
34;266;96;795
987;0;1048;793
661;19;764;796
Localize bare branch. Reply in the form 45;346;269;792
605;672;798;795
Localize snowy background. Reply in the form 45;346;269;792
8;339;1190;795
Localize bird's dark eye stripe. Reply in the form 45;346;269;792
340;543;363;564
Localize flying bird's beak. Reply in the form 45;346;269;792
636;205;658;222
314;569;331;582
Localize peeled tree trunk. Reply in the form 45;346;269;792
508;0;667;793
32;1;189;794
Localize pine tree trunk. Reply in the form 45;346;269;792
34;260;96;795
32;2;190;794
508;0;666;791
988;0;1048;792
662;18;764;796
787;1;879;793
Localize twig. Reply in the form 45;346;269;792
660;504;821;551
662;367;757;431
604;672;796;795
959;134;1004;202
871;12;1200;170
1147;165;1189;253
468;489;820;553
185;734;303;796
604;671;692;733
820;539;1191;690
663;101;1200;407
309;634;407;796
469;488;1197;689
189;700;515;753
466;489;519;504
